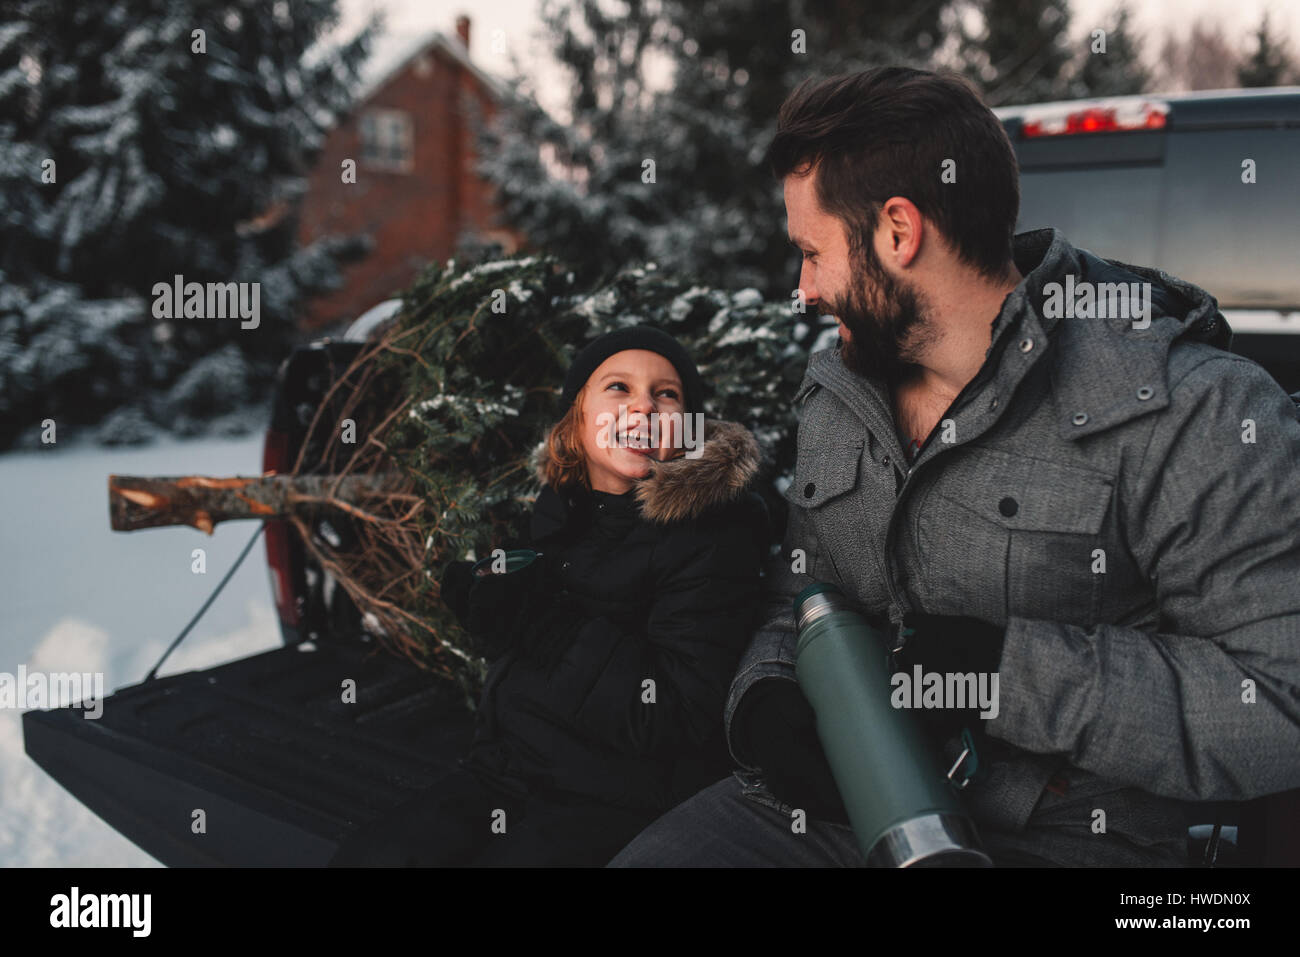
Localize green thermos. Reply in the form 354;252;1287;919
794;582;992;867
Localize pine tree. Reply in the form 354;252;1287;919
0;0;375;449
473;0;955;299
957;0;1076;106
1067;2;1150;97
1238;11;1295;88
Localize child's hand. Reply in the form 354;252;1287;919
463;554;556;659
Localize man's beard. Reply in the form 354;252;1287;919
825;241;934;385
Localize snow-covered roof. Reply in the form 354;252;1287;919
355;30;512;107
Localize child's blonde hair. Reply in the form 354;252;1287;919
541;383;590;490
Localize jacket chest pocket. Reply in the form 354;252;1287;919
783;439;889;603
913;450;1114;626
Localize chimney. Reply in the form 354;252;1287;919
455;15;470;50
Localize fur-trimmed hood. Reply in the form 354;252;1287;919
531;418;762;524
632;418;761;523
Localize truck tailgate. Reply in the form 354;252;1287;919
23;641;474;866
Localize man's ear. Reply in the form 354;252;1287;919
878;196;924;268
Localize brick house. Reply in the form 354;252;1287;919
296;16;524;331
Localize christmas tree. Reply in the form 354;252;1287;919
111;251;813;698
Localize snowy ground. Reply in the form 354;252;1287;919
0;434;282;867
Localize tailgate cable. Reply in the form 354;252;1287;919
143;523;266;682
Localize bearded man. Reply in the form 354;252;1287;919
610;66;1300;867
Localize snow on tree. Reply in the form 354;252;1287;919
473;0;950;300
0;0;376;449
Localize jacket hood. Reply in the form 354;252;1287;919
1007;228;1232;440
1004;227;1229;350
531;418;761;525
631;418;761;523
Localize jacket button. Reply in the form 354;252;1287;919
561;560;570;570
882;455;890;466
1019;338;1034;353
803;482;816;499
1136;386;1154;400
1072;412;1089;426
998;497;1019;517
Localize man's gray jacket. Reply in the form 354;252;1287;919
724;227;1300;866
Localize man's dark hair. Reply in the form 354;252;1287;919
767;66;1020;280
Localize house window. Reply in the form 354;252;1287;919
359;109;413;171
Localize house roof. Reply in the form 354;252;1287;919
355;29;513;107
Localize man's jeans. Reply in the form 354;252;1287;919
608;775;1188;867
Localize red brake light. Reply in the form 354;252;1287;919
1020;100;1168;137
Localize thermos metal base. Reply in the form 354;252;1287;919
865;813;993;868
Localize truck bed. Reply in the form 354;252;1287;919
25;635;1300;866
23;640;474;866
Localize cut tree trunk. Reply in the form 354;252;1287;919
108;473;398;534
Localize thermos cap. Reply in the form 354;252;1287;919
794;581;843;615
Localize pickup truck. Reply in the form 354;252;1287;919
25;88;1300;867
23;300;480;866
995;85;1300;395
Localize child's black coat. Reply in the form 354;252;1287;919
463;419;769;813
